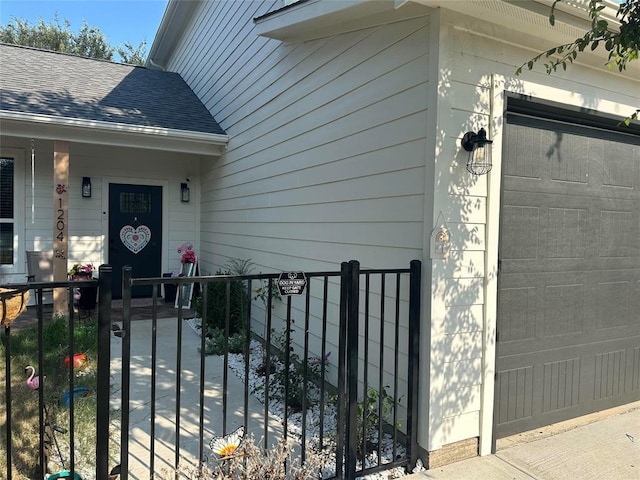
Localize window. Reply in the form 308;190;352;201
0;157;15;265
0;148;24;273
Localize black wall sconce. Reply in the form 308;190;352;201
181;182;190;203
82;176;92;197
461;127;493;176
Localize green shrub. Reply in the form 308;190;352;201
201;327;246;356
194;259;254;336
357;386;398;457
265;323;329;412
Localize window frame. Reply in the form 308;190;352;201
0;147;25;277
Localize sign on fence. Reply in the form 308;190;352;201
277;271;307;296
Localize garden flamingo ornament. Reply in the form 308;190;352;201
25;365;44;390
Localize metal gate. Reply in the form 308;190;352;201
2;259;421;479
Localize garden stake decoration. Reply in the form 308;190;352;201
64;353;88;370
25;365;45;390
209;425;245;460
25;365;69;473
62;387;93;407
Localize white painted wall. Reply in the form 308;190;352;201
156;0;639;460
429;7;640;455
164;0;432;442
167;1;429;276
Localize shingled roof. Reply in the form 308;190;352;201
0;43;225;136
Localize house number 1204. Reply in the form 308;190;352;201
56;196;65;241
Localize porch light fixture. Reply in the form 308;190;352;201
181;182;190;203
82;177;92;198
461;128;493;176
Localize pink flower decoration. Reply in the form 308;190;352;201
178;243;196;264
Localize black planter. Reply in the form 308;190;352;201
78;286;97;311
164;284;177;303
163;274;177;303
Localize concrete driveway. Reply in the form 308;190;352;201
407;402;639;480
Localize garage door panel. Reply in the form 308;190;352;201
496;112;640;438
592;348;627;401
496;337;640;437
499;272;639;353
626;346;640;393
495;364;535;426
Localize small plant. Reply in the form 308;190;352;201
201;328;246;356
252;276;281;373
68;263;94;277
194;259;254;336
252;279;281;308
213;432;326;480
157;433;327;479
357;386;398;457
267;323;330;412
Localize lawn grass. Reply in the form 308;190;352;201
0;314;104;478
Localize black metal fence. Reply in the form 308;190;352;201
1;260;421;480
1;268;112;480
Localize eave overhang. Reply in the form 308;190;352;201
397;0;621;31
254;0;622;44
147;0;202;70
0;110;229;156
254;0;431;42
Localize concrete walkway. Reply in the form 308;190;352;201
110;316;282;479
406;402;639;480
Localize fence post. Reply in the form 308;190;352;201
120;265;133;480
336;261;350;478
96;265;112;479
345;260;360;480
407;259;422;470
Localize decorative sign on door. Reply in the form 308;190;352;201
119;224;152;254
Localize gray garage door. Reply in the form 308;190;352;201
495;101;640;438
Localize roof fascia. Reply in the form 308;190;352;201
0;111;228;156
254;0;433;42
147;0;202;70
399;0;621;32
256;0;622;43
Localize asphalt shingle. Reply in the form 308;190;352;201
0;43;225;135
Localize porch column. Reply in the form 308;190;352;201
53;141;69;313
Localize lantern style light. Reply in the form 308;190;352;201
461;128;493;176
82;177;92;197
181;182;190;202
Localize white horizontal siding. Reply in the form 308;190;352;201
166;3;430;276
164;1;431;456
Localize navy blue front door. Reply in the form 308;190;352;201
108;184;162;298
